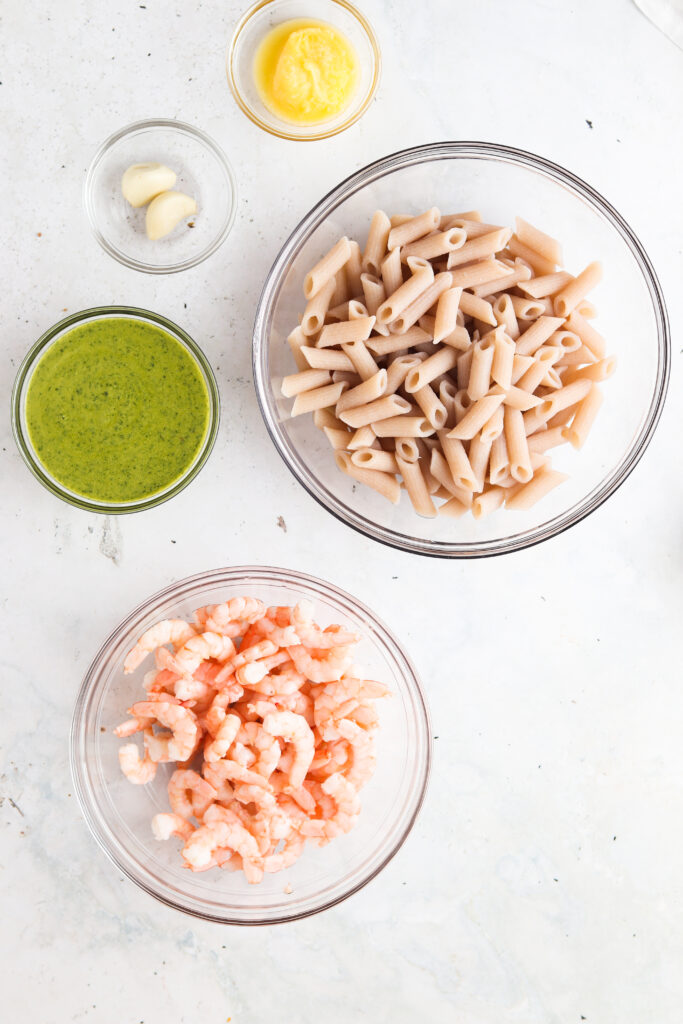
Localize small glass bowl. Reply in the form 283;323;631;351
70;566;431;924
227;0;381;141
253;142;671;558
84;119;237;273
11;306;220;514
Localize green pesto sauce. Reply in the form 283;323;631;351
25;318;210;503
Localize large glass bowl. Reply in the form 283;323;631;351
253;142;670;558
70;567;431;924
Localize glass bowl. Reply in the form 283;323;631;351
70;566;431;924
11;306;220;514
227;0;381;140
253;141;670;558
84;119;237;273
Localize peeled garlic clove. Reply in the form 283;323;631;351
145;191;197;241
121;162;177;208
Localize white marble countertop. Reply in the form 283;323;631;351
2;1;683;1021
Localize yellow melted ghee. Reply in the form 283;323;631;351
254;19;358;125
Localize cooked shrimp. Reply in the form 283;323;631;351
198;597;267;633
337;719;376;787
118;743;157;784
129;701;199;762
291;601;359;649
215;639;278;684
204;712;241;763
264;834;306;873
288;643;353;683
322;772;361;831
237;722;281;779
217;759;270;788
263;711;315;789
151;812;195;842
168;769;217;819
182;820;264;882
168;631;236;677
232;783;277;810
201;761;235;804
124;619;196;673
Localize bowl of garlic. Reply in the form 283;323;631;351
84;119;238;274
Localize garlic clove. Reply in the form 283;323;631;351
145;190;197;241
121;163;177;208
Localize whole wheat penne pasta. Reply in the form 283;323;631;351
489;432;509;484
347;299;369;319
380;246;403;297
376;257;434;324
304;237;351;299
323;426;353;450
468;434;493;492
364;335;411;358
416;446;440;495
515;216;563;266
545;405;577;429
540;378;592;419
395;437;420;462
345;240;363;297
470;259;532;297
458;290;496;326
340;339;380;380
576;299;597;318
389;213;413;227
456;347;474;391
438;495;470;517
507;235;556;276
437;432;477;490
505;467;569;510
472;486;505;519
509;294;545;320
332;370;360;385
430;451;475;505
432;286;463;343
437;380;457;429
412;384;448;429
347;425;376;450
302;276;337;336
510;354;535;385
515;315;565;356
440;211;483;228
362;211;391;275
561;384;603;449
302;346;355;371
385;354;422;395
493;293;519;339
351;448;399;474
405;345;458;392
317;316;375;348
467;336;496;400
548;330;582;355
287;325;311;371
330;267;349;308
447;389;505;440
554;345;598;367
396;455;437;517
326;300;353;322
503;385;543;411
516;354;553;394
554;262;603;318
540;368;562;389
336;369;387;413
335;450;401;504
561;356;616;385
527;426;567;453
402;227;467;261
281;368;332;397
360;272;386;317
448;260;510;290
439;326;470;351
392;272;454;333
373;416;434;437
518;271;574;298
490;329;515;388
338;393;410;429
522;407;547;436
388;207;440;250
565;310;606;358
446;227;512;269
314;408;347;431
418;313;436;336
291;381;347;417
503;406;533;483
447;218;501;237
480;403;504;443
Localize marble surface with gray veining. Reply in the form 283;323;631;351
2;1;683;1021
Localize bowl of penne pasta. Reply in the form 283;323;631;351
253;142;670;557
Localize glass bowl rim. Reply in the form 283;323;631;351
11;305;221;514
252;140;671;558
69;564;432;925
83;117;238;274
226;0;382;141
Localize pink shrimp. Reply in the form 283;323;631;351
198;597;267;633
215;640;278;685
216;759;270;788
237;721;281;779
263;711;315;789
124;619;196;673
232;783;276;810
288;643;353;683
145;666;180;694
168;769;217;819
204;713;241;763
337;719;376;788
151;813;195;842
201;761;235;804
182;820;264;882
291;601;360;649
167;631;236;677
118;743;157;784
264;834;306;873
321;772;360;830
129;701;199;762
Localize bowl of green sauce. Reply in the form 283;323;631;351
12;307;220;513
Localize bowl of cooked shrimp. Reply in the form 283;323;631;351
70;565;430;924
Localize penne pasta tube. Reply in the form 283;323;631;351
554;344;598;367
488;432;509;484
314;407;347;430
301;276;337;336
395;437;420;462
339;394;410;429
493;293;519;339
281;368;331;397
360;272;386;318
467;336;496;400
540;368;562;389
458;290;497;326
470;259;532;297
468;434;493;492
447;388;505;440
317;316;375;348
341;339;380;380
548;330;582;355
433;286;463;343
457;347;474;391
438;379;458;429
561;384;603;449
304;237;351;299
540;378;592;419
376;257;434;324
491;329;516;388
388;207;440;250
385;354;422;395
366;326;430;356
373;416;434;438
507;235;557;275
505;467;569;510
345;240;363;297
336;369;387;414
437;431;477;490
440;210;483;228
509;294;545;320
392;272;454;333
405;345;458;392
351;448;399;474
287;325;310;371
439;326;471;351
438;496;470;517
516;353;554;394
291;381;347;417
518;271;574;298
335;451;401;504
447;218;501;237
402;227;467;261
412;384;448;429
554;261;602;317
515;315;565;356
514;216;563;266
503;386;543;411
545;405;577;430
577;299;597;318
511;353;535;385
347;425;376;450
396;455;437;517
330;268;349;308
302;346;355;371
527;426;567;453
522;406;548;436
389;213;413;227
480;403;504;443
565;310;606;358
323;426;353;450
362;210;391;276
561;356;617;385
503;406;533;483
332;369;360;385
472;486;505;519
381;246;403;296
446;227;512;269
448;259;510;290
